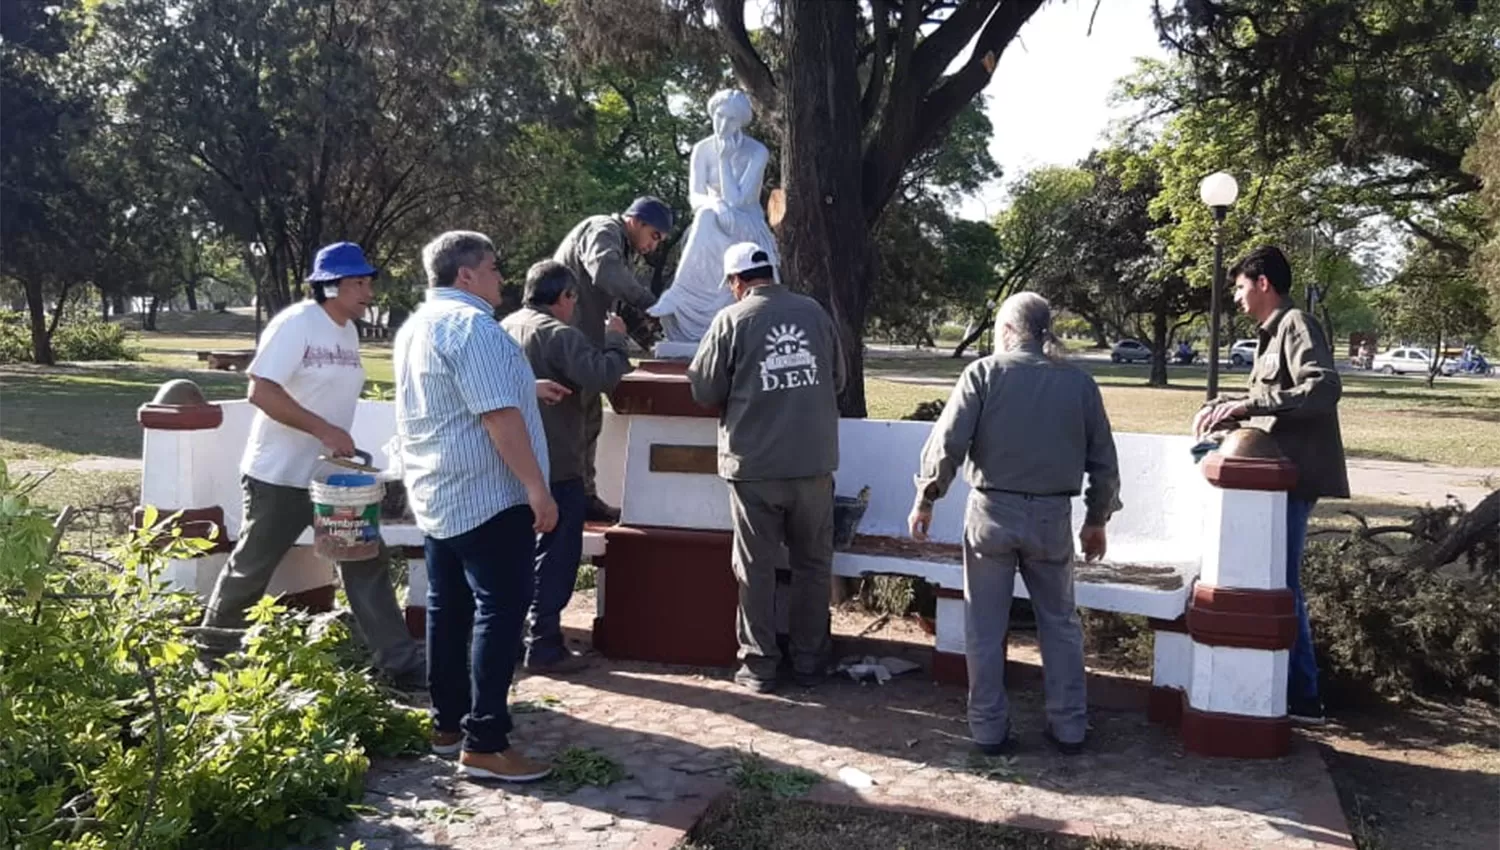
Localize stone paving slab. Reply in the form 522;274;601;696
305;656;1352;850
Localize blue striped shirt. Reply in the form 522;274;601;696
393;288;550;539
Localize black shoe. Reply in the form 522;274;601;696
585;496;621;524
1043;725;1085;756
792;668;828;689
734;665;778;694
385;663;428;692
1288;697;1327;726
974;735;1016;757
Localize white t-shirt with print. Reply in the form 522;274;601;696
241;300;366;488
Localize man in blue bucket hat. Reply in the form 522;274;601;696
199;241;426;688
553;196;672;523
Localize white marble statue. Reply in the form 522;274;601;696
648;89;779;347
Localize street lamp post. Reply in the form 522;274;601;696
1199;172;1239;400
249;241;267;344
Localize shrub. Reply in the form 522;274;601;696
903;399;946;421
0;311;31;364
0;463;427;850
53;314;138;361
1303;535;1499;703
0;310;139;363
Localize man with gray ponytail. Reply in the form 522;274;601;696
910;292;1120;756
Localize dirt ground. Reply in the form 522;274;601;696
817;601;1499;850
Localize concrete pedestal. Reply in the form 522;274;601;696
592;363;739;666
1177;451;1300;759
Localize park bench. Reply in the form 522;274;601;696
139;371;1305;758
196;349;256;371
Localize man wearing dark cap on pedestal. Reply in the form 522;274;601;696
553;196;673;523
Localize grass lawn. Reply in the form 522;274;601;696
864;352;1500;468
682;792;1169;850
3;332;1497;468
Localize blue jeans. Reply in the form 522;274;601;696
526;478;588;665
1286;498;1320;704
424;504;535;754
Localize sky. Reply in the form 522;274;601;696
959;0;1169;220
739;0;1172;222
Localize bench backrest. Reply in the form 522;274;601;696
171;401;1207;564
830;419;1209;558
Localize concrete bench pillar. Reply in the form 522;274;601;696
591;363;739;667
1178;441;1299;759
137;380;336;612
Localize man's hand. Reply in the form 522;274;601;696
1193;401;1248;439
536;379;571;406
1080;524;1107;562
528;485;558;534
318;425;357;458
1191;404;1217;440
908;505;933;542
604;313;627;337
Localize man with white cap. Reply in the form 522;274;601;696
552;196;673;522
688;242;844;693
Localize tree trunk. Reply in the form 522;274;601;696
1089;319;1109;349
185;278;199;311
952;308;993;358
24;278;54;366
1148;299;1169;387
111;291;127;318
1426;331;1442;388
99;287;110;320
144;296;161;332
782;0;872;417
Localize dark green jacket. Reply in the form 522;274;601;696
502;306;632;483
687;285;844;481
1219;301;1350;501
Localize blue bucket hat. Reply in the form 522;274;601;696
624;196;674;234
307;242;378;282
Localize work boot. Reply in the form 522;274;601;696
585;495;621;524
524;651;591;675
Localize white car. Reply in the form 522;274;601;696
1110;339;1152;363
1371;347;1435;375
1227;339;1257;368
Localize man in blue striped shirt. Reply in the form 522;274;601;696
394;230;557;783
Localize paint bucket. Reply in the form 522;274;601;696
833;494;868;550
310;452;385;561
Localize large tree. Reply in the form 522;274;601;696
1;0;98;364
566;0;1047;415
949;165;1094;357
1154;0;1498;261
109;0;556;314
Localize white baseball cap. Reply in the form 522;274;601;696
722;242;775;285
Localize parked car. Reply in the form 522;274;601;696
1227;339;1257;368
1110;339;1152;363
1371;346;1436;375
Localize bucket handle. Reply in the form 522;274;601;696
320;449;377;472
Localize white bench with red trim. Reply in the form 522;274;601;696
140;374;1303;759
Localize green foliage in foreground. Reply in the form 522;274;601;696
0;461;427;850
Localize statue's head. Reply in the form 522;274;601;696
708;89;752;138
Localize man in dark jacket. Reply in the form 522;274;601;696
502;260;634;673
553;196;672;522
688;242;844;693
1193;244;1348;725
